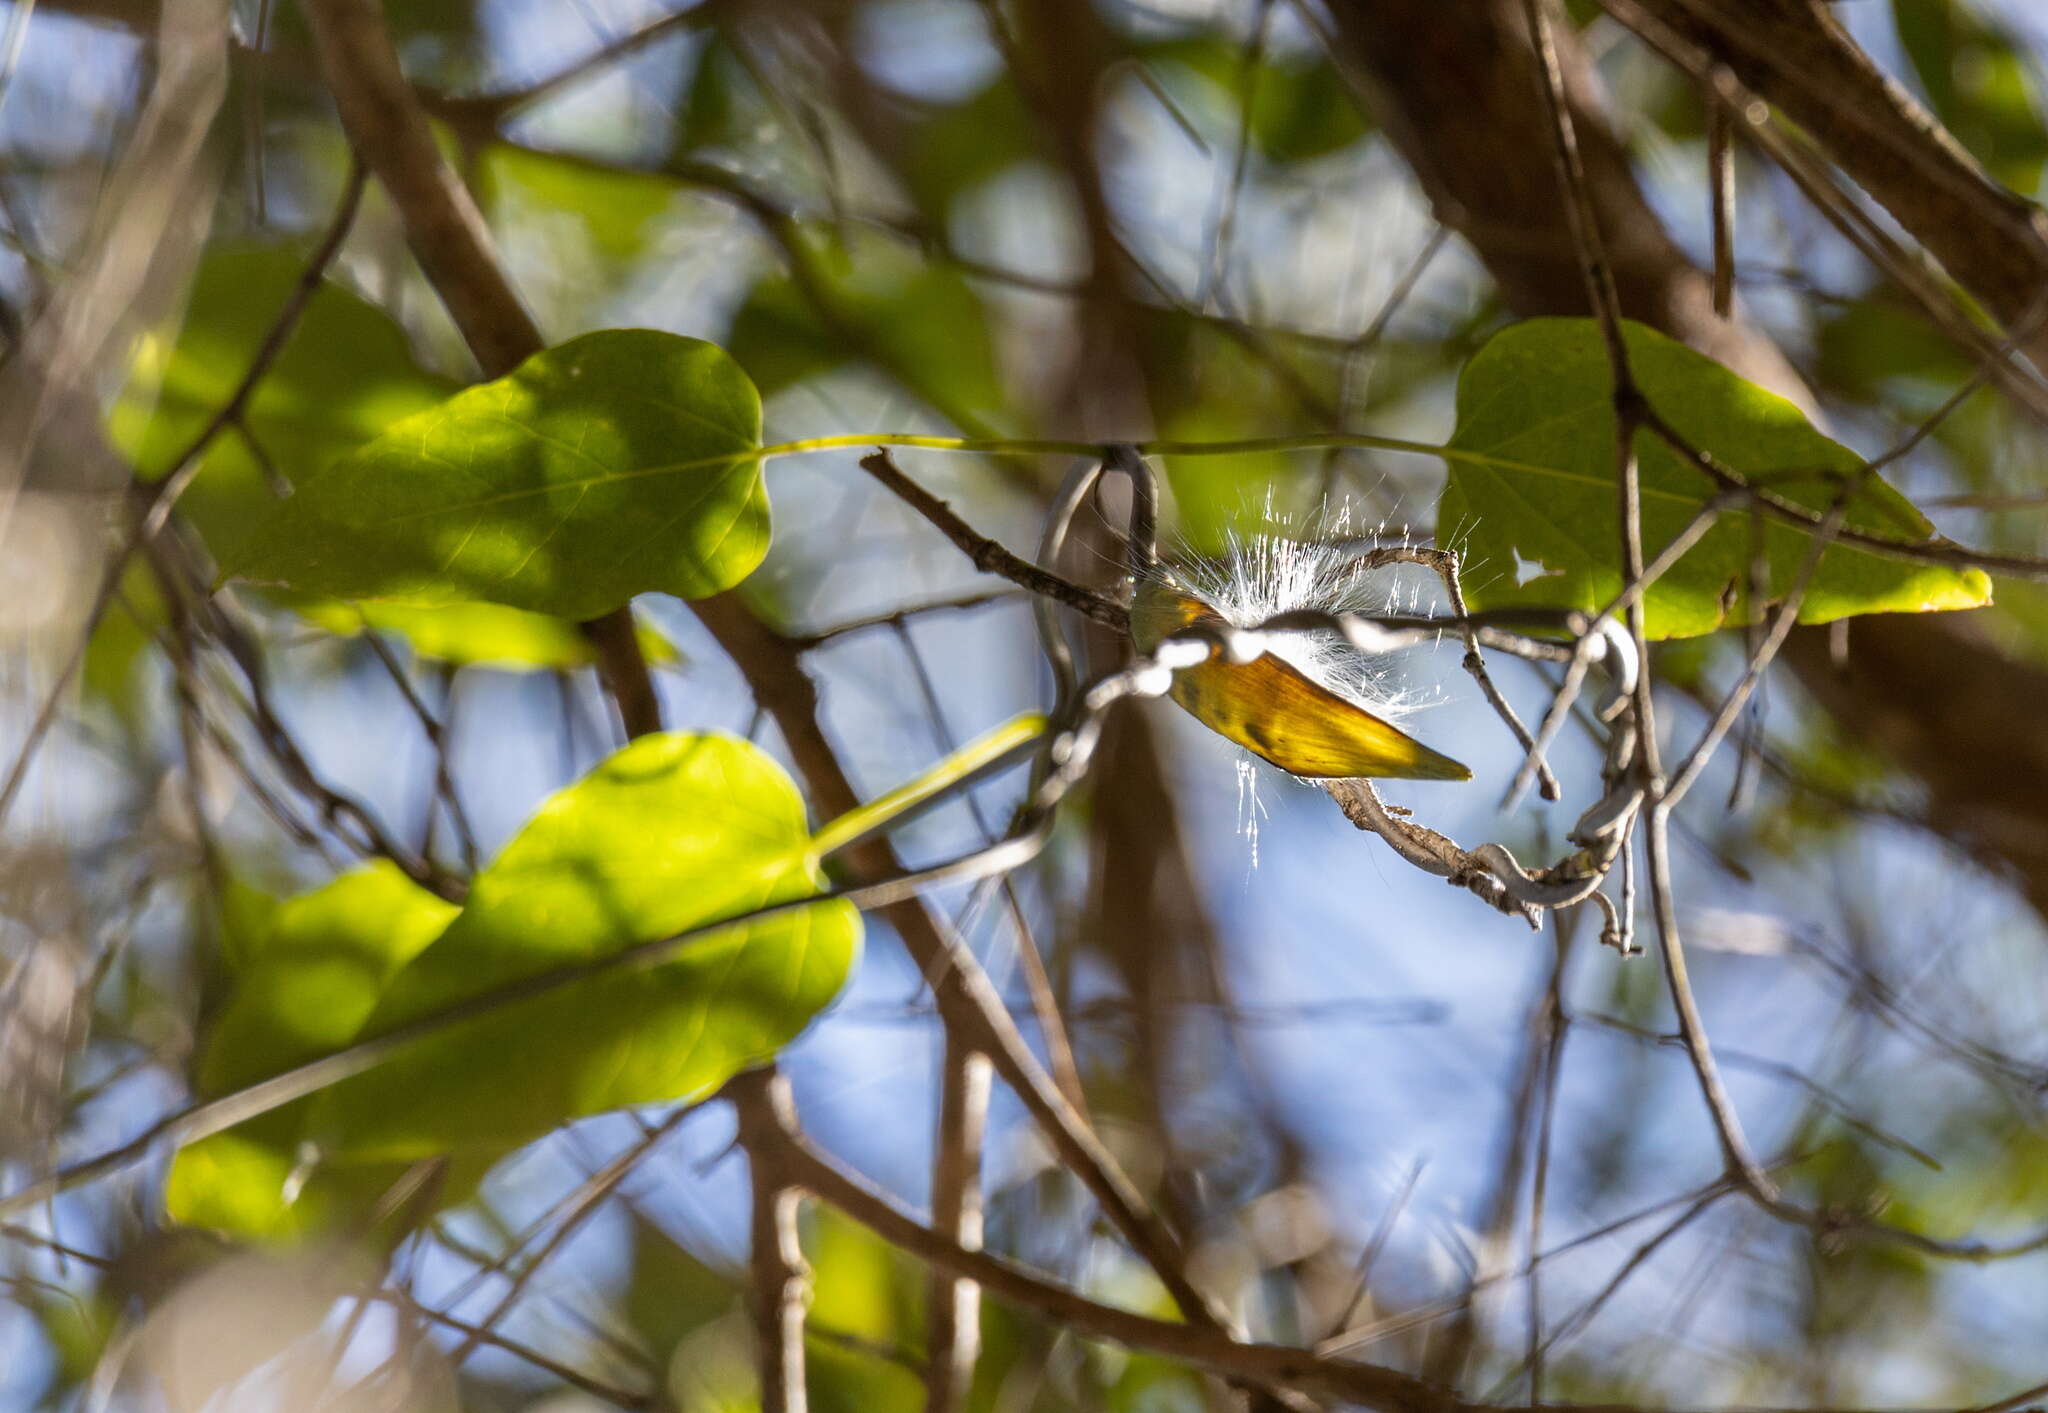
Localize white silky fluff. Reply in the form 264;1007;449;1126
1151;508;1448;865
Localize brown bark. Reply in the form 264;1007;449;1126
1327;0;1803;401
1327;0;2048;914
1624;0;2048;370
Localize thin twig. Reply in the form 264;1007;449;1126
858;450;1128;628
0;160;368;836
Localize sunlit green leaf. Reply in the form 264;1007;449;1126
229;329;769;620
166;738;858;1238
308;733;859;1160
288;596;680;673
196;863;462;1096
1437;319;1993;638
165;864;461;1240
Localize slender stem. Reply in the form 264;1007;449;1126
771;430;2048;583
731;1069;810;1413
924;1040;991;1413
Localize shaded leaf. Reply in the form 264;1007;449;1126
1892;0;2048;193
480;144;679;269
1249;56;1371;163
728;229;1005;429
111;242;458;573
229;329;769;620
1437;319;1992;638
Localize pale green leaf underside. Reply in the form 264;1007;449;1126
1438;319;1991;639
165;863;462;1239
289;596;680;673
165;737;858;1238
229;329;770;621
310;732;858;1162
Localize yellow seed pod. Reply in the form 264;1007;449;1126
1128;577;1471;782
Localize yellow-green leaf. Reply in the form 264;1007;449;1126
1437;319;1991;639
229;330;769;620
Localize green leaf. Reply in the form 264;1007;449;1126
228;329;769;621
288;597;680;673
1437;319;1992;639
113;242;654;665
809;711;1045;858
1249;57;1371;163
623;1215;740;1356
803;1206;926;1413
165;739;858;1238
307;733;858;1161
195;863;462;1097
479;144;678;269
903;79;1036;208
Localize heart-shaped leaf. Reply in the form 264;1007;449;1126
1437;319;1992;638
230;329;770;620
115;245;693;669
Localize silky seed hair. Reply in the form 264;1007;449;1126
1144;499;1451;864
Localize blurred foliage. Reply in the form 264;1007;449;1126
1892;0;2048;195
728;226;1007;429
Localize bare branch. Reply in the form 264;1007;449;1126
923;1039;990;1413
730;1068;810;1413
857;449;1129;628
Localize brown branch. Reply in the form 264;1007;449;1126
684;593;1234;1334
1619;0;2048;373
857;450;1129;629
729;1068;811;1413
755;1073;1460;1413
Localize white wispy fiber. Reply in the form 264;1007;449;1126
1161;516;1444;723
1150;506;1449;864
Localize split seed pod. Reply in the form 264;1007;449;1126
1128;574;1470;782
